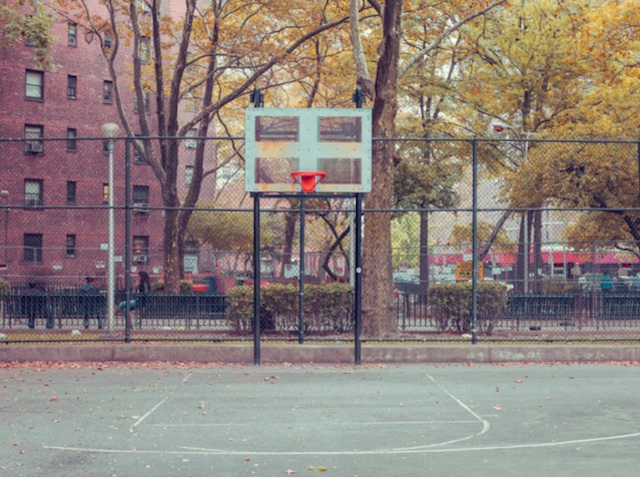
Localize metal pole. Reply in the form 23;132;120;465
124;139;132;343
253;193;261;365
101;123;119;332
354;193;363;364
471;139;478;345
107;140;115;332
298;196;305;344
524;213;529;294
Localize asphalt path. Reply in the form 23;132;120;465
1;362;639;476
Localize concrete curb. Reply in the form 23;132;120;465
2;343;640;364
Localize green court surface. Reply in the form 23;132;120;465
1;362;639;476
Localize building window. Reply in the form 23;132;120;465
104;32;112;49
66;128;77;151
67;181;76;205
103;80;113;103
24;234;43;263
66;234;76;257
133;236;149;263
185;129;197;149
68;23;77;46
137;0;151;14
132;185;149;213
24;179;43;208
102;183;109;204
185;165;193;186
139;37;150;63
24;125;43;155
67;75;77;99
133;140;145;164
133;91;150;114
25;70;44;100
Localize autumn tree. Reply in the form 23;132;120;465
453;0;593;292
536;1;640;257
49;0;350;291
350;0;508;336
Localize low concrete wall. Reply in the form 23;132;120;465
2;343;640;364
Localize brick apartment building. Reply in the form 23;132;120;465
0;12;166;286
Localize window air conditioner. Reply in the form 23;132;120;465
25;142;43;154
133;203;149;214
133;254;148;263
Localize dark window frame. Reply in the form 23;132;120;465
68;23;77;46
25;69;44;100
24;178;43;208
66;128;77;151
24;124;44;155
23;233;43;263
66;234;76;257
67;75;77;99
103;80;113;103
66;181;76;205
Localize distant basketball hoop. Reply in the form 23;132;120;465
291;171;326;193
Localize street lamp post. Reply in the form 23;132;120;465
101;123;120;331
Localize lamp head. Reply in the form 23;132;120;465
101;123;120;138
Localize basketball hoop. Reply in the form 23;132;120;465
291;171;326;193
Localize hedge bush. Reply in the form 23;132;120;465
226;283;354;335
428;281;508;334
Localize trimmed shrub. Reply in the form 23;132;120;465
226;282;354;335
428;281;508;334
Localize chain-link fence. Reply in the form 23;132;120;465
1;136;640;344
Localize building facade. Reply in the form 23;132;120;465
0;14;163;286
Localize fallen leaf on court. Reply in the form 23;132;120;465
244;458;251;462
515;379;523;383
493;406;502;411
308;466;315;471
285;469;296;475
495;386;500;392
318;466;327;472
49;396;57;401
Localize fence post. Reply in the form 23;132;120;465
471;139;478;345
253;193;261;365
298;197;305;344
124;138;132;343
354;193;363;364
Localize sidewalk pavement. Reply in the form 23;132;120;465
2;342;640;364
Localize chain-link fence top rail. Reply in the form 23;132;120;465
2;136;640;340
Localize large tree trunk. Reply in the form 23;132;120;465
362;0;403;337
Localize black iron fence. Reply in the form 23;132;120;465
1;136;640;346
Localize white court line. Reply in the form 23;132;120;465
42;431;640;456
129;397;168;433
44;371;640;457
390;372;491;451
145;420;478;427
182;372;193;384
